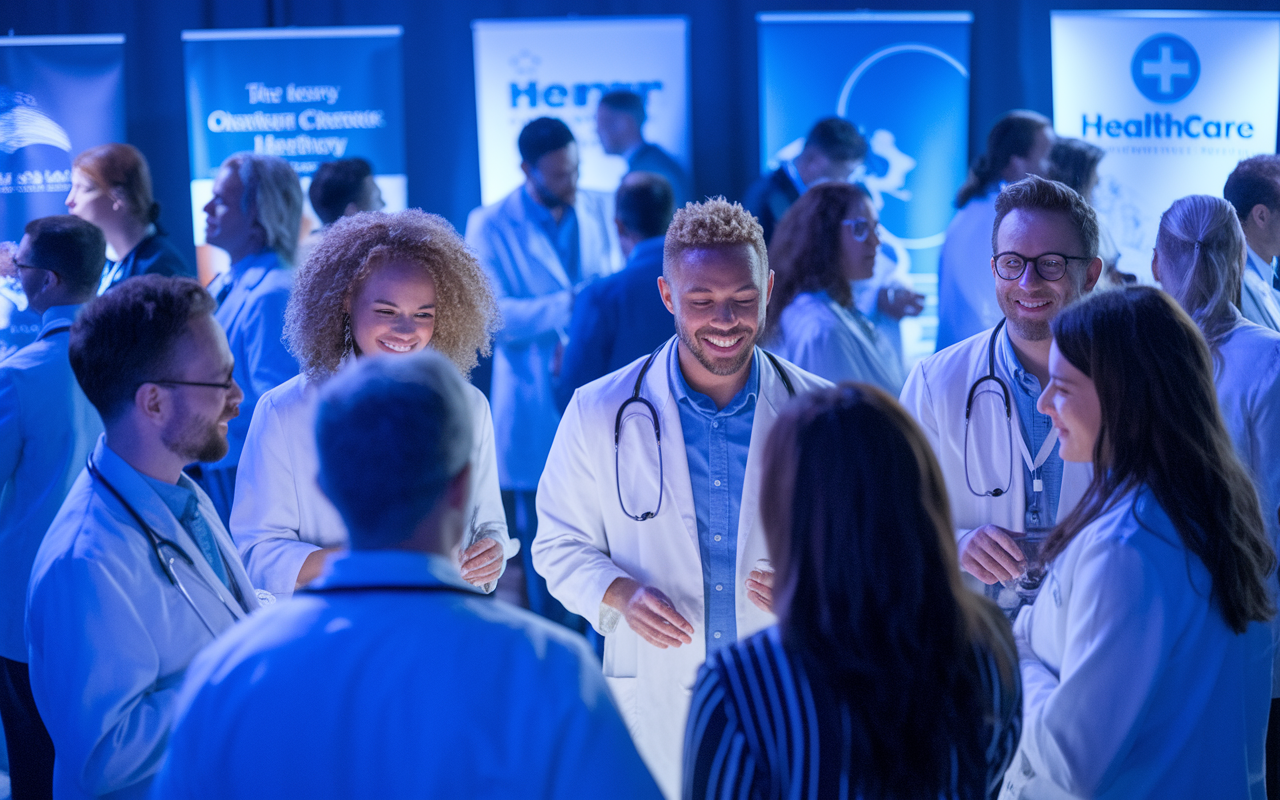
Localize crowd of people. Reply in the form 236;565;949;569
0;93;1278;800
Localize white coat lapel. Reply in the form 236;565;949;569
737;351;784;575
510;191;571;291
215;259;272;334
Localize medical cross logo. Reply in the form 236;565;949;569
1130;34;1200;104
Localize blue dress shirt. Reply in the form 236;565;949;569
142;474;231;589
996;329;1063;532
668;346;759;654
522;187;581;284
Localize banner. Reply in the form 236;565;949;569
0;34;125;353
758;12;972;363
472;16;690;206
182;26;406;280
1051;11;1280;283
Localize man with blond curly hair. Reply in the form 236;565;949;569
533;198;830;798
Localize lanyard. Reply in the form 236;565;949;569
1017;428;1058;495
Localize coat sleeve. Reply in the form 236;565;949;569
28;545;184;795
230;391;318;596
533;393;630;634
786;316;863;384
0;368;23;489
555;281;613;414
466;210;573;344
241;283;301;401
900;359;974;546
466;389;515;591
1014;534;1170;796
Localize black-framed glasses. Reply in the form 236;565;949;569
993;251;1089;282
841;217;878;242
146;378;236;391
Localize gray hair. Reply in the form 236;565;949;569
223;153;304;266
1155;194;1246;352
314;350;473;549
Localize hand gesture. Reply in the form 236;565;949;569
960;525;1026;584
459;537;504;587
745;569;774;612
605;578;694;649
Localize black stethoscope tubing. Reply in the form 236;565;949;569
615;343;796;522
85;456;241;636
963;319;1015;498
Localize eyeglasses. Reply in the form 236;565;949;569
146;377;236;391
842;218;878;242
993;252;1090;282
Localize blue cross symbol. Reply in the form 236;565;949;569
1130;34;1200;104
1141;45;1190;95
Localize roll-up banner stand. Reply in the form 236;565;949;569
471;16;690;206
0;34;125;353
182;26;406;283
758;12;972;365
1051;11;1280;283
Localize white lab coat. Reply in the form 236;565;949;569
899;328;1092;551
0;305;103;661
231;372;514;598
1242;247;1280;333
148;549;661;799
773;290;905;394
1000;487;1272;799
1214;314;1280;695
532;339;830;799
25;436;257;800
465;187;620;490
936;190;1001;350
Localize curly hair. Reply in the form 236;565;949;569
663;196;768;280
285;209;499;382
767;183;869;336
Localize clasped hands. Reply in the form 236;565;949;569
604;569;777;649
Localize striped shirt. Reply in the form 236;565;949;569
683;621;1021;800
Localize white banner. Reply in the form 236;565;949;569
1051;11;1280;283
471;16;690;205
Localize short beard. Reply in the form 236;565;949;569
161;399;230;465
676;321;759;377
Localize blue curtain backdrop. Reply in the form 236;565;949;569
4;0;1277;263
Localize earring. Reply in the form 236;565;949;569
342;313;354;357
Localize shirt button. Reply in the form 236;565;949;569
714;535;722;542
715;584;723;591
712;421;719;428
713;631;722;639
714;479;721;487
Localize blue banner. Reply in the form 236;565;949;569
182;27;406;280
0;34;125;352
757;12;971;362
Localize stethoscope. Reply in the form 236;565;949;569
85;456;246;637
963;319;1058;500
615;343;796;521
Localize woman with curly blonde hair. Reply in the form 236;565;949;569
230;209;512;597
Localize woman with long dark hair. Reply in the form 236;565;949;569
65;143;194;292
1007;286;1275;798
767;182;905;392
683;384;1021;800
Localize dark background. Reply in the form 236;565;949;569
4;0;1278;263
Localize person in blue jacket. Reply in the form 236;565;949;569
65;143;194;293
197;152;303;525
556;171;675;412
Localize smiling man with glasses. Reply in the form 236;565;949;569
26;274;260;800
901;175;1101;618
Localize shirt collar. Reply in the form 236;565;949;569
309;549;478;593
622;142;644;162
996;324;1042;393
668;342;761;418
41;304;81;328
626;236;665;266
229;248;276;278
521;185;574;227
139;473;200;522
1246;245;1277;280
